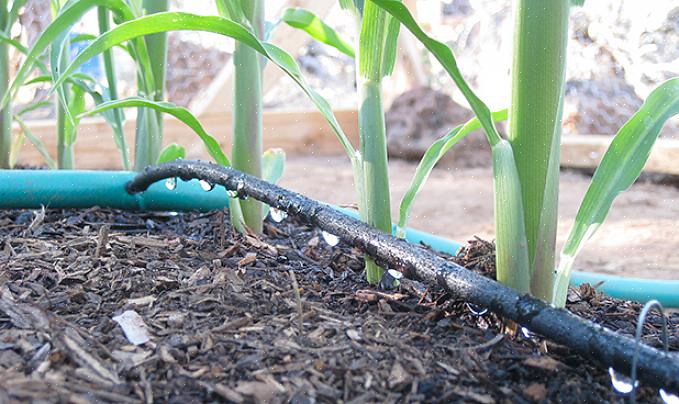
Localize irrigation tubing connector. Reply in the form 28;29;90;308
127;160;679;394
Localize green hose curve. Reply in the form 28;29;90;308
1;170;677;307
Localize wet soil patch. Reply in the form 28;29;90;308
0;208;676;403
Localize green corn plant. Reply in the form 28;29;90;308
134;0;167;171
44;10;368;272
98;6;129;169
0;0;11;168
372;0;679;305
216;0;265;234
0;0;63;169
1;0;168;171
13;4;286;232
281;1;401;284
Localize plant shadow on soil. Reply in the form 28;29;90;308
0;207;677;403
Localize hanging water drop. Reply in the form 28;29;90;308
269;207;287;223
165;177;177;190
660;389;679;404
380;269;403;290
608;367;636;395
520;327;537;339
199;180;214;192
321;231;340;246
465;302;488;316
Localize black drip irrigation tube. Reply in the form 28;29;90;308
127;160;679;394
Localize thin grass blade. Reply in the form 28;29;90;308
397;109;507;236
80;96;231;167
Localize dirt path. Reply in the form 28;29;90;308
281;155;679;280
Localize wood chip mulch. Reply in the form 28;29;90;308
0;207;676;403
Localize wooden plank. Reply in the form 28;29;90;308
561;135;679;175
15;108;359;170
17;114;679;175
190;0;336;116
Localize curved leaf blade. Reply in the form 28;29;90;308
281;8;355;58
1;0;136;109
371;0;502;146
14;115;57;169
79;96;231;167
397;109;508;234
555;77;679;305
53;11;356;161
262;147;285;185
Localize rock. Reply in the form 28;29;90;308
385;86;491;168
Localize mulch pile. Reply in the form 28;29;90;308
0;208;676;403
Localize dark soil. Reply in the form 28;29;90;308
0;208;676;403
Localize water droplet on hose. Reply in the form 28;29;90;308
236;181;248;199
380;269;403;290
465;302;488;316
199;180;214;192
660;389;679;404
608;367;636;395
270;207;287;223
165;177;177;190
520;327;536;339
321;231;339;246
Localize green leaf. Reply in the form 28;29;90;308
554;78;679;304
358;0;400;80
215;0;247;24
0;31;49;74
493;140;531;293
1;0;138;109
79;96;232;167
339;0;364;16
9;125;25;168
53;11;357;162
156;143;186;164
371;0;502;146
13;115;57;169
261;147;286;220
262;147;285;185
63;84;86;147
397;109;508;235
281;8;355;58
15;100;51;117
70;33;98;43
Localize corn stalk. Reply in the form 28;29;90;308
508;0;570;300
347;1;400;284
0;0;10;168
134;0;168;170
231;0;264;234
